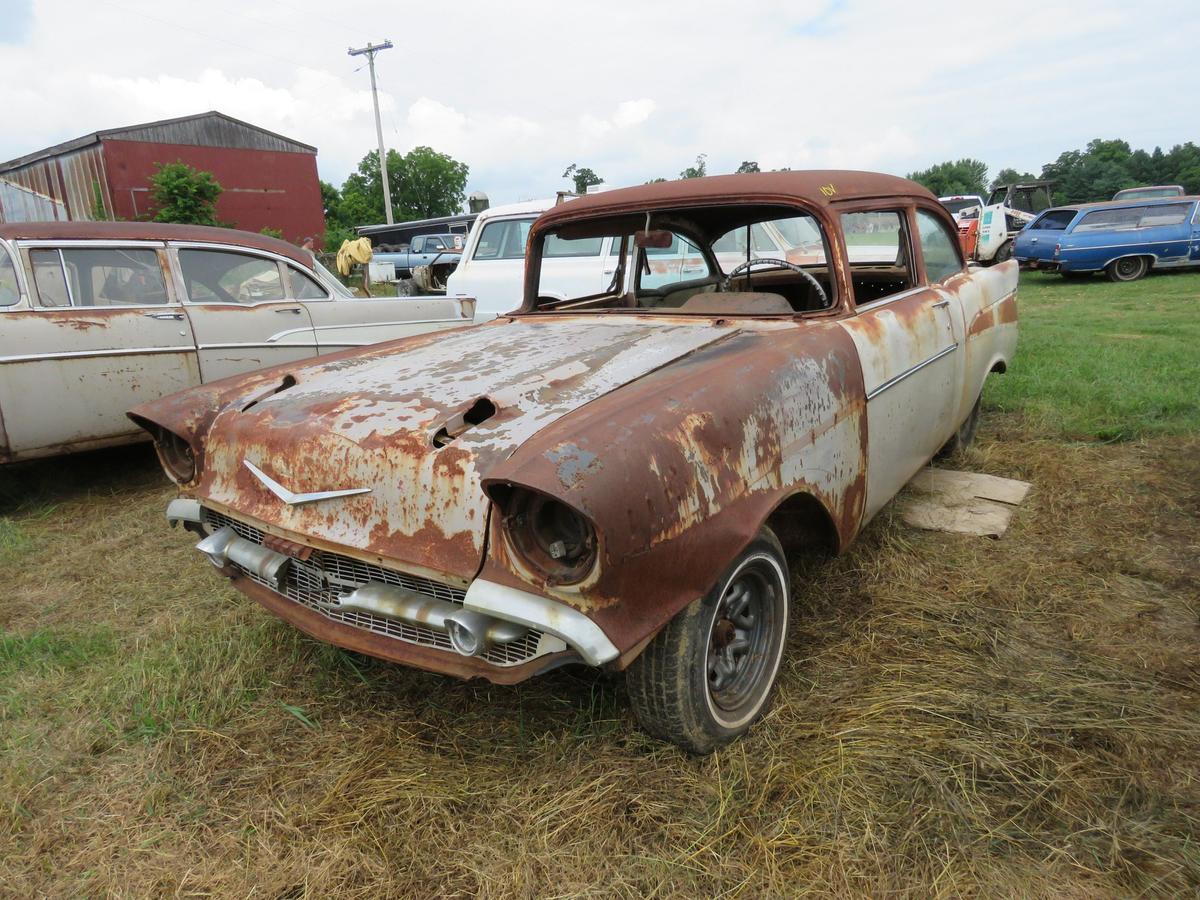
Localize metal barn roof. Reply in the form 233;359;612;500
0;111;317;174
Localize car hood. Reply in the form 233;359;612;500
191;317;735;582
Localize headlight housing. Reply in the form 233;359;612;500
153;428;196;484
502;488;597;585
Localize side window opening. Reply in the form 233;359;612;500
915;209;965;284
473;219;534;261
0;245;23;307
838;210;914;305
178;250;285;304
286;265;329;300
29;247;168;307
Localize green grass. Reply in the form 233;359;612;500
986;269;1200;440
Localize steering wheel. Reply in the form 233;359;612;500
725;258;827;306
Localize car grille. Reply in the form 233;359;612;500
201;508;545;667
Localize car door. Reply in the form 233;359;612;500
283;262;469;353
1132;202;1193;266
1192;202;1200;263
170;244;318;383
0;241;201;459
835;208;962;521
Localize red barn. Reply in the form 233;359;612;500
0;111;324;245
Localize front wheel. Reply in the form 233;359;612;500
625;528;790;754
1106;257;1148;282
993;240;1014;264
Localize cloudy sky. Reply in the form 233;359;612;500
1;0;1196;206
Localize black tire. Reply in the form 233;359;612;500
1106;257;1148;282
994;240;1014;264
937;392;982;457
625;528;790;754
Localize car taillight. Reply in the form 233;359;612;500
1053;244;1060;258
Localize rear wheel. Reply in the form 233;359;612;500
1106;257;1148;282
994;240;1014;264
625;529;790;754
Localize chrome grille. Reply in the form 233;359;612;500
201;508;545;667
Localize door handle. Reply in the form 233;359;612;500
274;307;303;314
144;312;184;320
932;300;951;309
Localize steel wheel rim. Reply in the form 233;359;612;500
1116;258;1141;277
705;555;786;725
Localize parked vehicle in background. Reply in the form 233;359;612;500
371;233;463;294
938;194;985;222
974;181;1054;264
447;196;825;320
132;170;1018;753
1014;195;1200;281
1113;185;1185;201
0;223;474;462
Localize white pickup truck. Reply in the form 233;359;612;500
446;197;820;319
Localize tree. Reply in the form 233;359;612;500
339;146;469;225
736;160;761;174
562;163;603;194
990;168;1036;191
680;154;708;179
149;161;222;225
906;158;988;197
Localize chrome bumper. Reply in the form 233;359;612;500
168;501;619;667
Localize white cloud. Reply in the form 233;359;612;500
0;0;1197;207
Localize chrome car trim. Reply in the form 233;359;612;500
196;525;290;586
267;318;460;343
865;343;959;401
244;459;372;505
461;579;619;666
1059;238;1191;253
0;346;191;364
166;497;203;526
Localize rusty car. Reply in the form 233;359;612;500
0;222;475;462
130;171;1018;753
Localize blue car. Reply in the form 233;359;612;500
1014;196;1200;281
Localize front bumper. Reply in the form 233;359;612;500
168;499;618;682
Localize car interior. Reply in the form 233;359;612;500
529;203;916;316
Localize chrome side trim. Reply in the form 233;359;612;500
0;346;192;364
462;579;619;666
866;344;959;401
1060;238;1191;253
197;342;313;351
267;318;460;343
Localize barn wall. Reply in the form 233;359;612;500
102;140;325;245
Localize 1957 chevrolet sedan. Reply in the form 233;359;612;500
0;222;474;462
131;171;1018;753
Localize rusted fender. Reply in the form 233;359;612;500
479;318;868;655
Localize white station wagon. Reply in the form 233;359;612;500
0;223;475;462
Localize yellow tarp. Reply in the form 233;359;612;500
336;237;373;276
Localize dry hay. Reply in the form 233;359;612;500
1;414;1198;898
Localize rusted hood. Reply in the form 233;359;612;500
189;317;735;582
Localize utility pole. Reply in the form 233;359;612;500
348;39;395;225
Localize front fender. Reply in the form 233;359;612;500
479;322;868;656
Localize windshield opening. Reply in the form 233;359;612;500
527;203;834;316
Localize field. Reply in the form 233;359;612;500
2;271;1198;897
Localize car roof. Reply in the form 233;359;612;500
475;198;565;221
535;170;931;231
0;221;314;267
1040;195;1200;215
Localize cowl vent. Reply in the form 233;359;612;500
433;397;496;447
